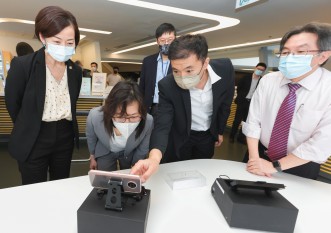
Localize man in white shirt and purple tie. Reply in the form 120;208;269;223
242;22;331;180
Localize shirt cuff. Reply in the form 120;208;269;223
242;121;261;139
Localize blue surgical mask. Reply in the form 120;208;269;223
254;69;263;76
45;42;75;62
278;54;313;79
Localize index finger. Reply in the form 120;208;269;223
130;160;145;175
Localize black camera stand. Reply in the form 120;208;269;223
97;179;147;211
105;179;123;211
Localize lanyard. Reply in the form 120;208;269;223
161;56;170;78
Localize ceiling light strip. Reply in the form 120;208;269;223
108;0;239;54
79;27;111;35
208;38;282;52
101;60;142;64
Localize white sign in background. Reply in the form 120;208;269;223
235;0;260;9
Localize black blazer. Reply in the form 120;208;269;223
5;48;82;162
139;53;172;111
150;58;235;160
235;73;261;105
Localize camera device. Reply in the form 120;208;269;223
88;170;145;211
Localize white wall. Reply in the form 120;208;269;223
79;41;101;71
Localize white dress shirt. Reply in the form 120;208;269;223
42;66;72;121
190;65;221;131
242;68;331;163
245;75;259;99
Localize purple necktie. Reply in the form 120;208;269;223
268;83;301;161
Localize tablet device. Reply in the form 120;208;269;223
88;170;141;193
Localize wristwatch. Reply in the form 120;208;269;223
272;160;282;172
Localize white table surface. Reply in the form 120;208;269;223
0;159;330;233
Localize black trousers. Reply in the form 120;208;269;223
243;142;321;180
18;119;74;185
230;100;250;139
162;129;215;163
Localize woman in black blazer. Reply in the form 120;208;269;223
5;6;82;185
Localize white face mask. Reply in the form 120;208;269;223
174;66;204;90
113;121;140;139
45;42;75;62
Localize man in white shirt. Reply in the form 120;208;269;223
107;66;124;86
230;62;266;144
242;22;331;179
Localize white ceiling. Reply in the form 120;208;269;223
1;0;331;64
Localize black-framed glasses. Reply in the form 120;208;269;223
275;50;324;58
113;115;141;123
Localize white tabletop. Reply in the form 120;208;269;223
0;159;330;233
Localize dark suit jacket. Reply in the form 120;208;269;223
235;73;260;105
150;58;235;160
139;53;172;111
5;48;82;162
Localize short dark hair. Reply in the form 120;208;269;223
16;42;34;56
155;23;176;39
113;66;119;70
91;62;98;68
256;62;267;69
75;60;83;67
168;34;208;62
102;81;147;139
280;22;331;66
35;6;80;47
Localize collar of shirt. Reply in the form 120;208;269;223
207;64;221;84
279;67;322;91
191;74;212;92
157;53;169;62
252;73;260;80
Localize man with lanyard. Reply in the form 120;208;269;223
139;23;176;117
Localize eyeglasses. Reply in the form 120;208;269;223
275;50;323;58
113;115;141;123
159;38;174;44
